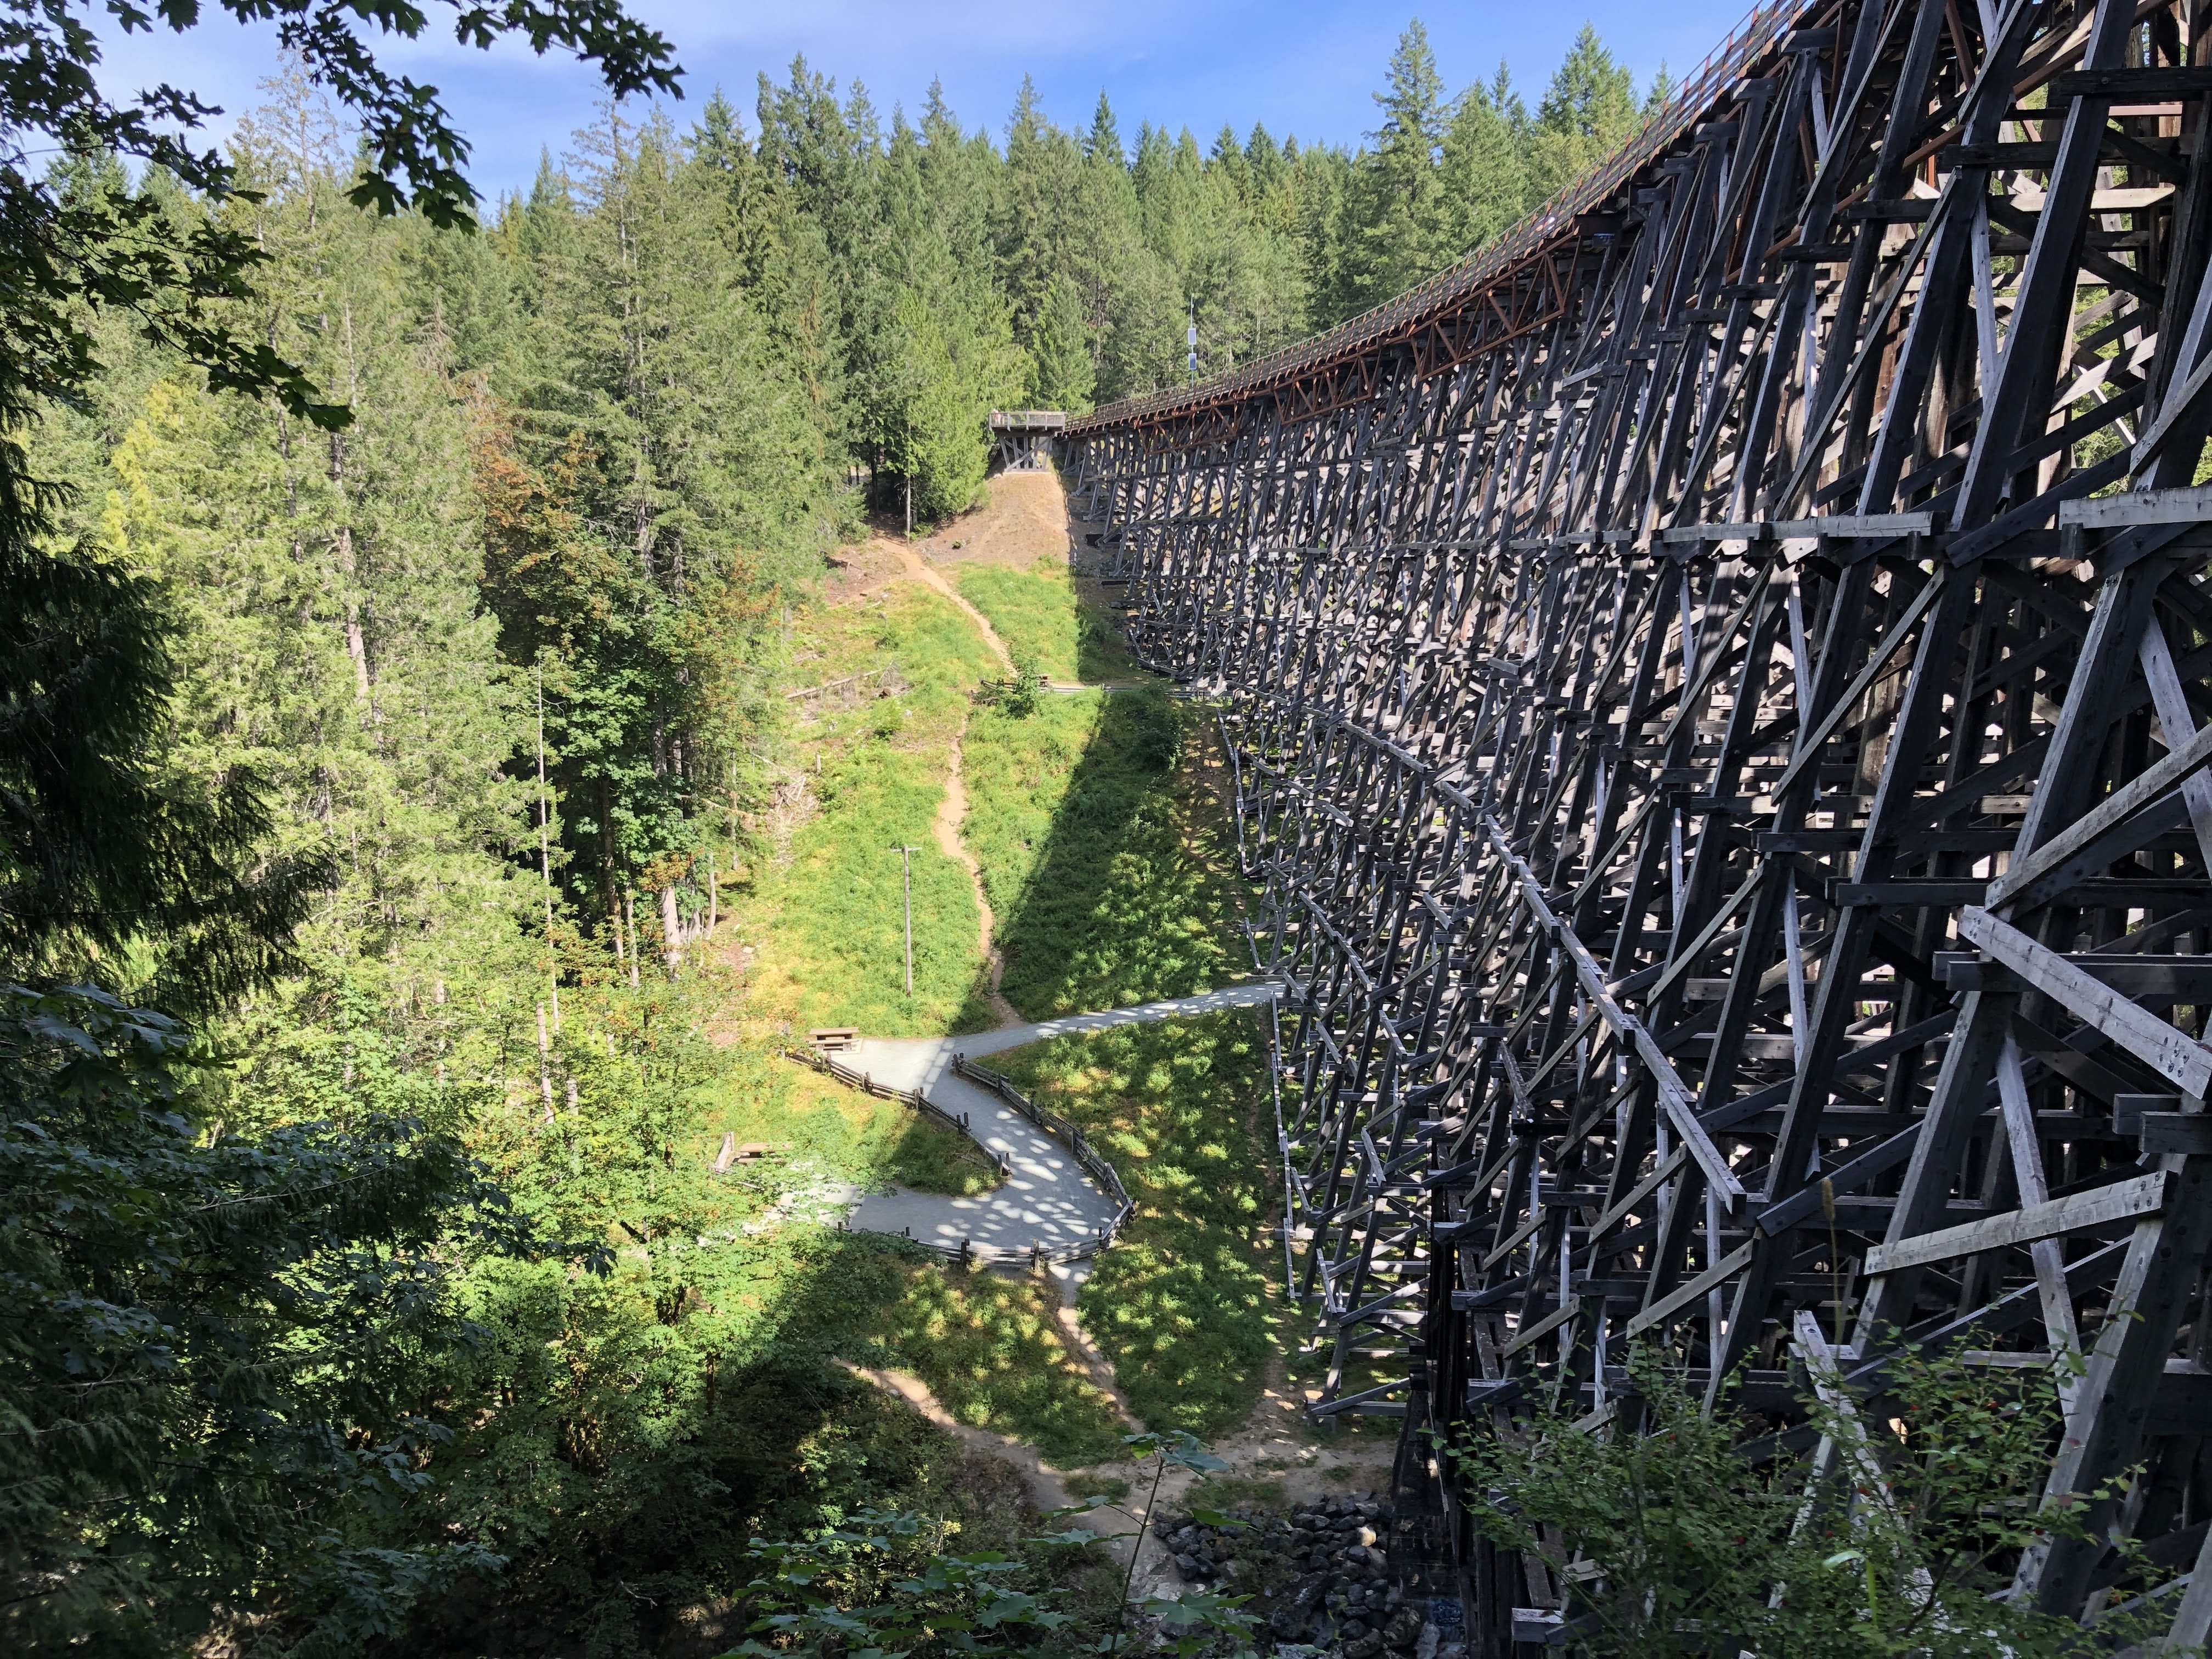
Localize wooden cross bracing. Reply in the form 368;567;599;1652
1069;0;2212;1642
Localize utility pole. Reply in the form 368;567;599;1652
895;845;918;996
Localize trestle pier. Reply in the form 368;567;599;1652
1069;0;2212;1643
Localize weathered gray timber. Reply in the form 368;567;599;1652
1065;0;2212;1644
989;408;1066;473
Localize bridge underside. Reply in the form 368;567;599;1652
1071;0;2212;1644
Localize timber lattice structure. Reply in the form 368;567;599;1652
1067;0;2212;1644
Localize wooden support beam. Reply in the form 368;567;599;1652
1959;909;2212;1098
1861;1171;2170;1277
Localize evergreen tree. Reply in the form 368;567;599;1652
1246;122;1288;205
0;0;677;1013
1210;123;1251;200
1086;91;1126;166
1440;67;1533;260
1530;24;1640;201
99;74;541;1070
868;95;1025;520
1348;19;1453;308
997;75;1091;349
1028;272;1098;413
0;10;679;1649
1295;141;1361;329
496;107;830;942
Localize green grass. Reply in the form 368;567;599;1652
724;1058;1003;1196
961;688;1239;1019
874;1110;1006;1195
633;1031;1003;1199
986;1011;1280;1437
953;556;1137;684
712;540;1267;1482
874;1264;1129;1468
740;582;1001;1036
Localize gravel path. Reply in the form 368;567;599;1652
844;982;1280;1256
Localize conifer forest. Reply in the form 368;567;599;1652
1;1;1678;1653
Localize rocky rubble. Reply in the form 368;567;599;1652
1144;1492;1468;1659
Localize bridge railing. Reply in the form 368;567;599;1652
951;1053;1138;1237
780;1045;1013;1182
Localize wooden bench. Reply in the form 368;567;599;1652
809;1026;858;1052
713;1133;780;1173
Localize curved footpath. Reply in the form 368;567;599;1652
845;983;1281;1256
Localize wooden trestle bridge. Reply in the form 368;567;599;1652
1066;0;2212;1642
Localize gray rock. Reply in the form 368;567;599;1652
1383;1607;1425;1651
1269;1609;1308;1641
1171;1552;1201;1580
1341;1620;1369;1641
1344;1634;1387;1659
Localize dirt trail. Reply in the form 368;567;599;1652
845;1363;1089;1514
847;1353;1394;1600
896;546;1016;675
934;714;1021;1028
1051;1286;1145;1436
895;541;1024;1030
844;1362;1182;1587
821;483;1397;1593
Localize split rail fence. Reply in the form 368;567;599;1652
783;1047;1135;1266
1067;0;2212;1641
951;1053;1139;1249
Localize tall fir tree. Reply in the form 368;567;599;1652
1028;272;1097;413
1529;24;1640;202
1348;19;1453;310
1440;66;1533;261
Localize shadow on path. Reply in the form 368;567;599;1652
843;983;1279;1255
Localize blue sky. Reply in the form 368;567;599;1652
95;0;1763;204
